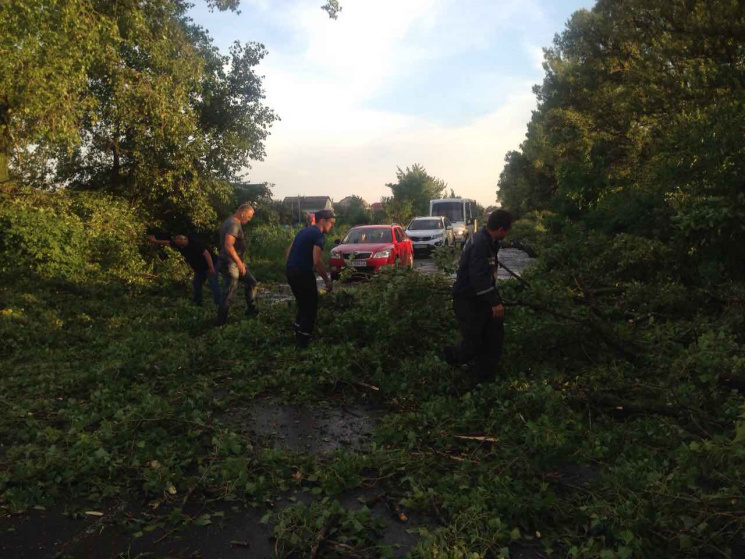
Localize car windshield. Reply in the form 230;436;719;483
431;201;463;223
408;219;442;231
343;228;392;244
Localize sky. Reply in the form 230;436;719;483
188;0;595;207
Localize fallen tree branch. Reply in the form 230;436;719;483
498;259;531;288
453;434;499;444
310;514;340;559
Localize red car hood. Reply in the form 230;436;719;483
333;242;392;255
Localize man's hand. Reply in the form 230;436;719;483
324;277;333;293
238;262;247;277
492;304;505;321
209;268;216;276
147;235;157;243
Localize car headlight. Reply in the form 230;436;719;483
330;248;340;256
372;249;391;259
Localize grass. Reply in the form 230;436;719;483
1;236;744;557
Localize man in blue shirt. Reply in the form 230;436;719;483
286;209;336;348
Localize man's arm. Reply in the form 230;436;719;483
313;245;332;291
285;240;294;262
224;235;246;276
203;250;216;275
148;235;171;246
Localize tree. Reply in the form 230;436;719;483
0;0;106;182
496;0;745;272
381;196;413;226
386;164;447;218
336;195;372;225
2;0;278;229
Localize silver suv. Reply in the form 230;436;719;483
405;216;455;254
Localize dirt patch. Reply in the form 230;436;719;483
2;502;276;559
221;399;379;455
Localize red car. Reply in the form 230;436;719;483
329;224;414;278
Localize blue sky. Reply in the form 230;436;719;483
189;0;595;206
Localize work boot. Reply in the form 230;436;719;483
215;307;229;327
294;332;310;349
441;345;457;366
470;365;497;387
246;304;259;318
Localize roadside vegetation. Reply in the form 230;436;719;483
2;190;744;556
2;0;744;556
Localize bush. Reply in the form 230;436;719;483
0;186;149;283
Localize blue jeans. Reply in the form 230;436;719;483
193;269;221;306
216;262;258;325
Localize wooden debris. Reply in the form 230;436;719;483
453;434;499;444
310;513;340;559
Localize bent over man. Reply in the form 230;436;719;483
215;204;258;326
286;210;335;348
444;209;512;385
148;234;220;306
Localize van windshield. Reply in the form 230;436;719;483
431;201;463;223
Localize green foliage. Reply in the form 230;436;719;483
497;0;745;277
4;0;277;229
336;195;373;226
1;225;745;555
0;186;149;283
386;164;447;220
244;224;297;282
273;499;389;558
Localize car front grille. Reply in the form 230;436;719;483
341;251;372;259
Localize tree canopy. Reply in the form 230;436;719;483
1;0;281;228
497;0;745;274
386;164;447;219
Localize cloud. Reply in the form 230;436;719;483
524;43;546;74
241;0;544;206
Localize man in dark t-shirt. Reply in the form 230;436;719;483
148;234;220;306
285;209;336;348
215;204;258;326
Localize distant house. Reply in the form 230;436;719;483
370;202;383;213
283;196;333;223
336;196;370;210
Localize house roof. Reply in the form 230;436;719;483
282;196;333;211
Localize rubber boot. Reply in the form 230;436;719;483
215;307;229;327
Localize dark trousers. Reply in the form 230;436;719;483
193;269;221;306
287;269;318;347
216;262;258;325
449;297;504;382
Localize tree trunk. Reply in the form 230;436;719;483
0;152;8;184
0;106;9;183
112;145;120;190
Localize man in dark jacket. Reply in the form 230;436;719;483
148;233;220;306
444;209;513;385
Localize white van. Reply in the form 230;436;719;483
429;198;477;245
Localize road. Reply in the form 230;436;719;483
413;247;534;280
